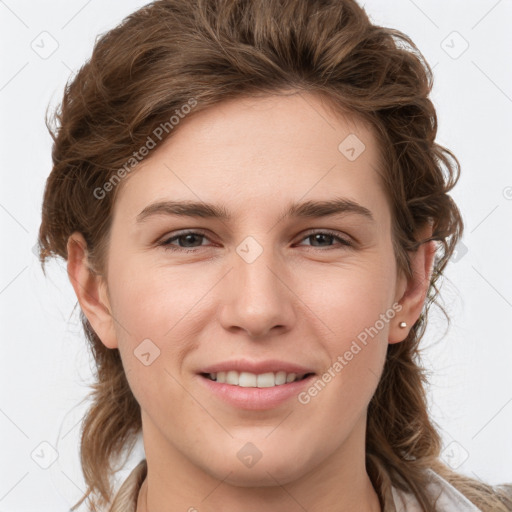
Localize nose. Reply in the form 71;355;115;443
218;242;296;339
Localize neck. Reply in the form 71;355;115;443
136;414;382;512
137;472;381;512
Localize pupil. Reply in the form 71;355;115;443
182;234;201;247
312;234;331;246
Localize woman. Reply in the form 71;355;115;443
37;0;512;511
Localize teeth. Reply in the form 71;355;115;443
208;370;307;387
286;372;296;383
226;370;238;385
239;371;257;387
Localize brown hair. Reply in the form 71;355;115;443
37;0;512;510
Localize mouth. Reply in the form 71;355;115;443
200;371;315;388
196;360;317;409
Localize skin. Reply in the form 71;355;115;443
67;91;435;512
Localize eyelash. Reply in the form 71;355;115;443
158;229;354;253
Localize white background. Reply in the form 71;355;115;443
0;1;511;511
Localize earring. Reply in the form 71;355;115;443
399;321;407;328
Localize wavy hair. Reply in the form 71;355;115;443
37;0;511;510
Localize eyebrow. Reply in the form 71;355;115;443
136;197;374;223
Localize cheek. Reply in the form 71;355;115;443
108;259;208;343
104;265;198;398
295;284;391;434
302;257;396;345
108;275;196;424
297;258;395;402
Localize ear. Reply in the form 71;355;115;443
66;232;118;349
388;223;437;344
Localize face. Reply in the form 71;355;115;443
77;92;412;486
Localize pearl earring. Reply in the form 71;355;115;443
399;321;407;328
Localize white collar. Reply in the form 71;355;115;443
391;469;482;511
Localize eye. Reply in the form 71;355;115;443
158;229;353;252
159;230;210;252
296;230;353;250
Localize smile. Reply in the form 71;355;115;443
202;370;313;387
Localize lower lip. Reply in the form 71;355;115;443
197;374;316;410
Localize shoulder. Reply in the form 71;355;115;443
391;469;483;512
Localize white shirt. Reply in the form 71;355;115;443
390;469;482;511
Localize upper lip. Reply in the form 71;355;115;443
199;359;315;375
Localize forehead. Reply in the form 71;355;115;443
112;92;389;228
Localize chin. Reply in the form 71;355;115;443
215;461;310;488
198;442;316;487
